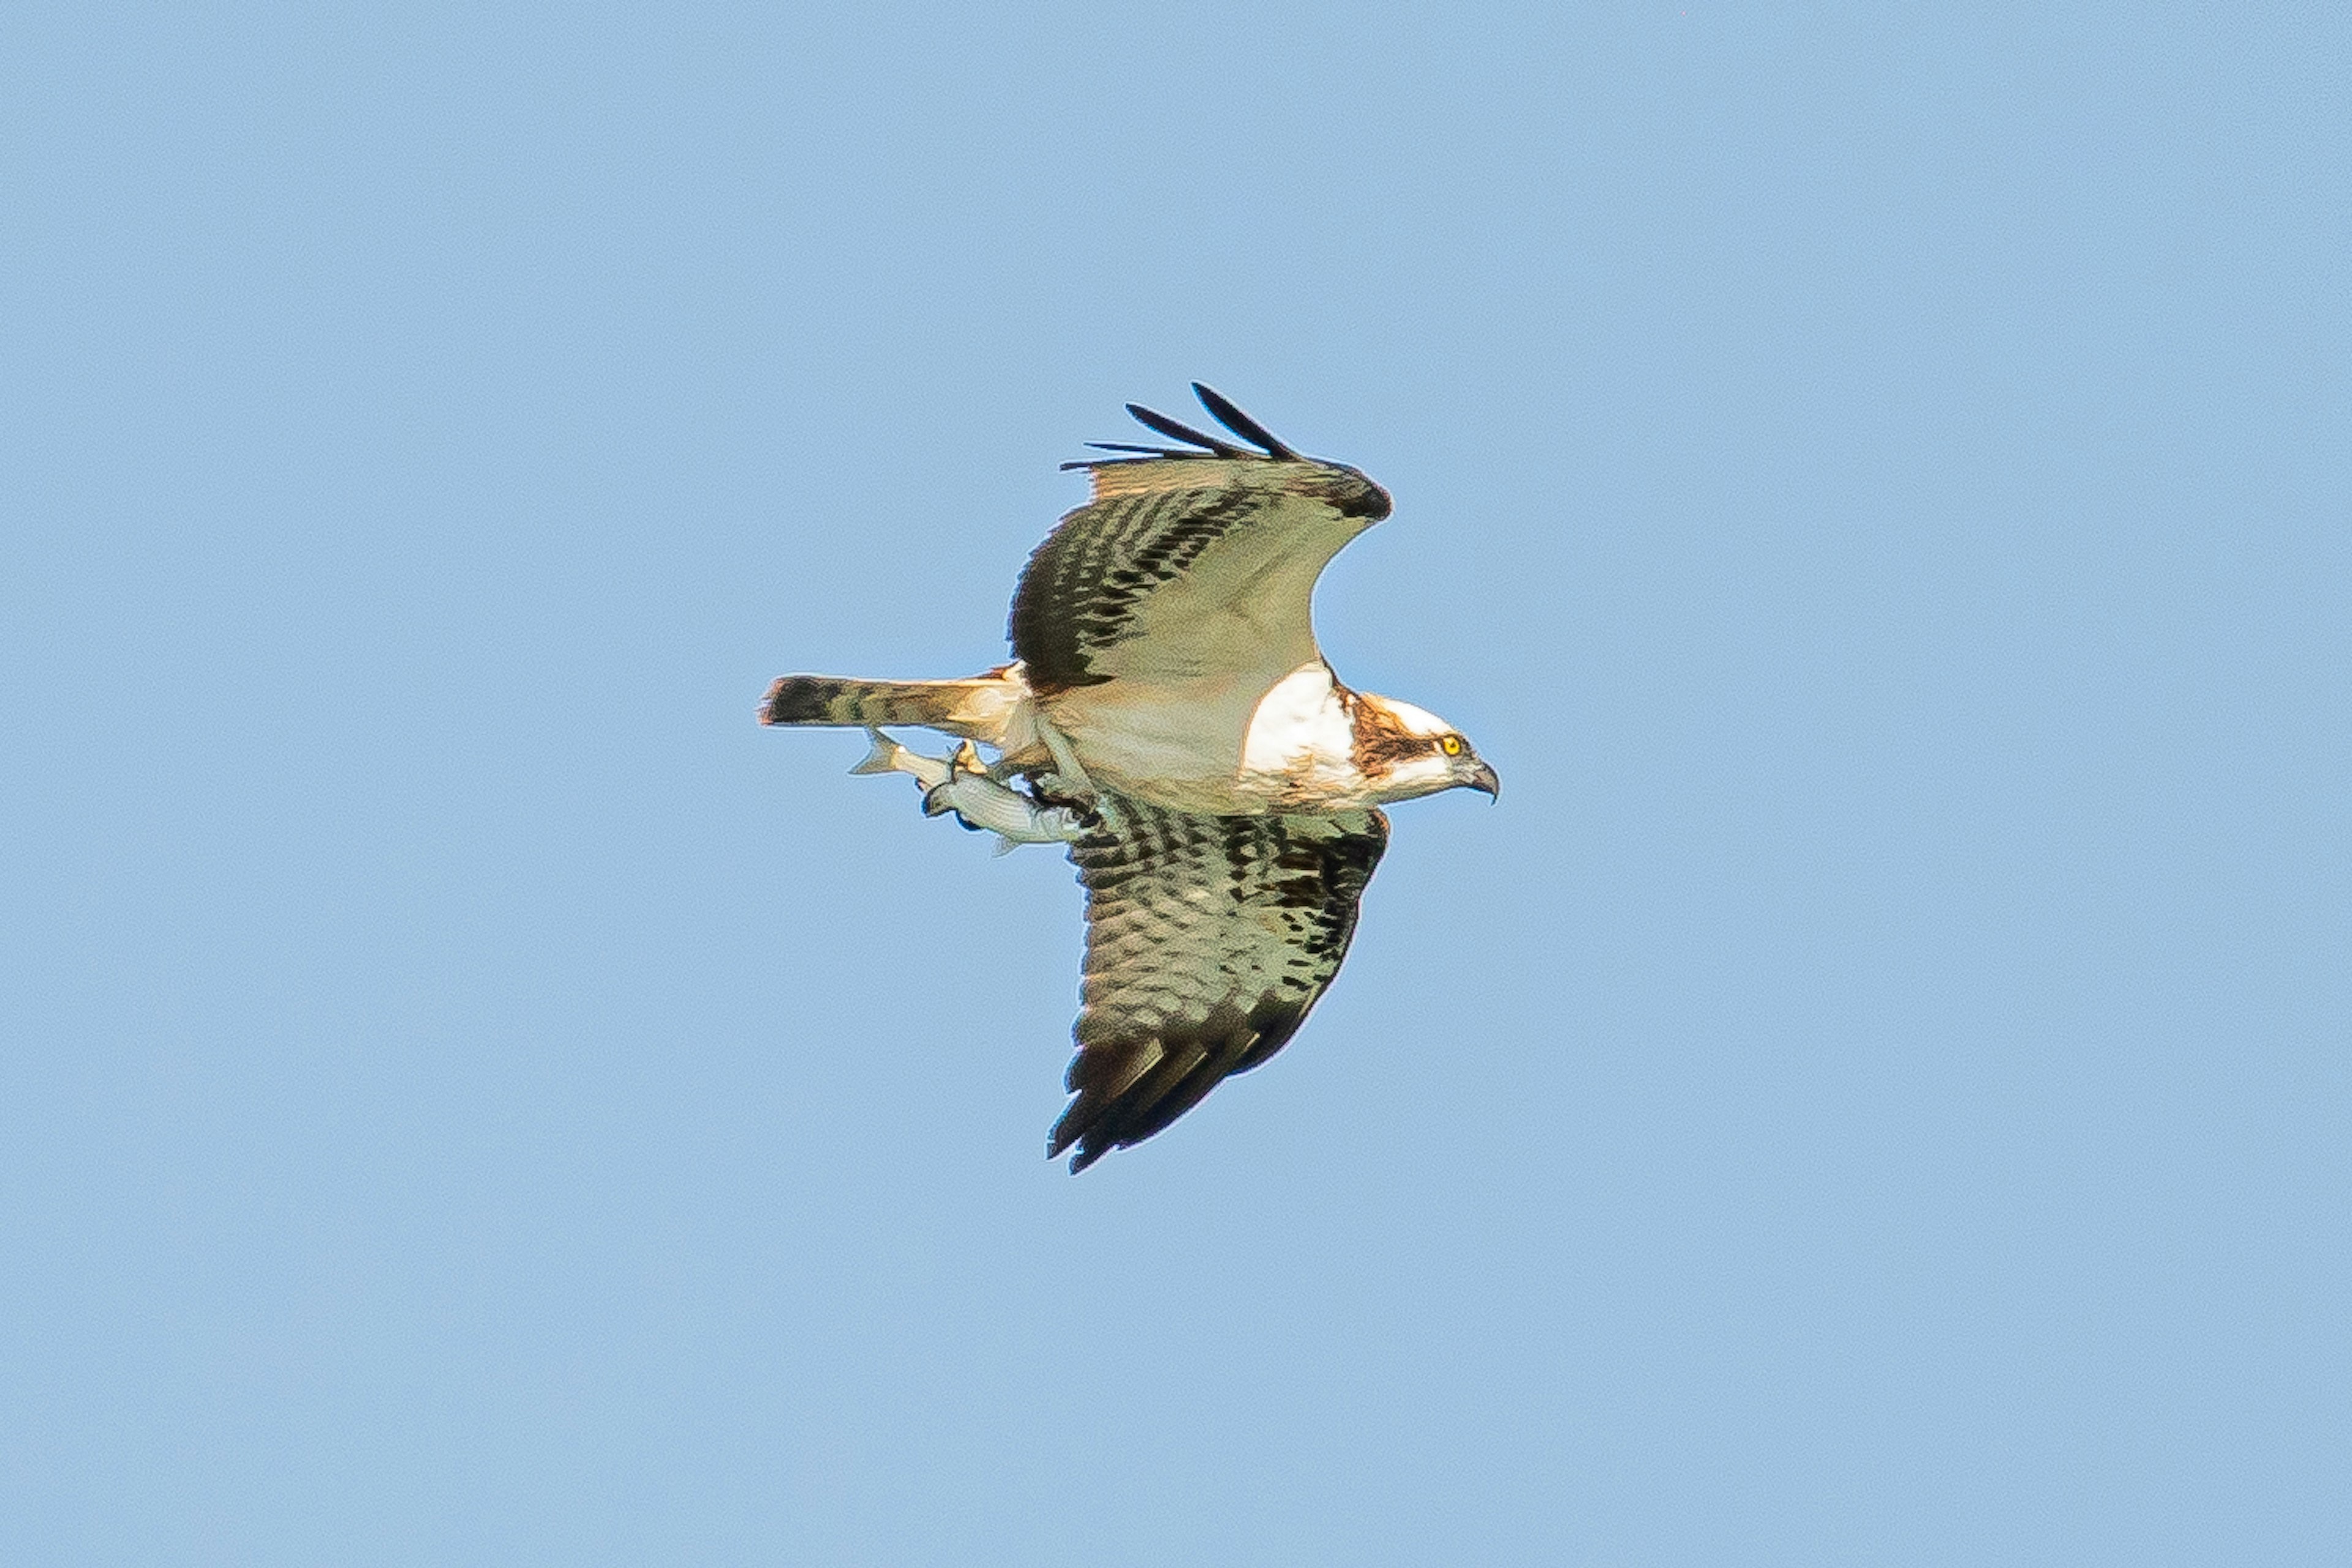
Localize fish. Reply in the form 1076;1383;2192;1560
923;756;1090;852
848;728;954;791
851;729;1088;853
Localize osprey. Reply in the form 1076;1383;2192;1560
761;386;1497;1171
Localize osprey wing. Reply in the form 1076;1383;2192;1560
1049;796;1389;1172
1011;386;1392;696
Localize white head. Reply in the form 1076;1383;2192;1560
1349;693;1499;804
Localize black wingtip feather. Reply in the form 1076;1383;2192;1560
1192;383;1296;459
1060;442;1183;470
1125;402;1244;458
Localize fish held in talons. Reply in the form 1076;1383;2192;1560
922;756;1090;850
851;728;1086;852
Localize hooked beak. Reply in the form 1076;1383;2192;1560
1463;759;1500;801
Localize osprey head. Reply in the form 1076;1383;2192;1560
1350;694;1499;804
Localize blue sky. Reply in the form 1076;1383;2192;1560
4;4;2345;1562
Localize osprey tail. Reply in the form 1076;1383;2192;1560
758;666;1030;747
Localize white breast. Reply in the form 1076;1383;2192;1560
1240;663;1355;780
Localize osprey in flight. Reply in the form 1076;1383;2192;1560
761;386;1497;1171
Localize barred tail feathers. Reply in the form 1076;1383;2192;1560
758;668;1028;745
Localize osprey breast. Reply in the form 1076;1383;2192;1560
1240;663;1355;781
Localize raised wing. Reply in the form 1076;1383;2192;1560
1010;386;1392;695
1049;795;1389;1172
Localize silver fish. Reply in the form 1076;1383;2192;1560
851;729;1085;853
922;760;1088;851
847;728;956;791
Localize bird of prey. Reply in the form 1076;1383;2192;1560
760;385;1497;1172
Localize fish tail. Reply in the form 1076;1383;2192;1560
846;728;901;775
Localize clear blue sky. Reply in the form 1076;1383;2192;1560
4;4;2345;1563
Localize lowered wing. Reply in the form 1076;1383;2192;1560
1049;794;1389;1172
1009;386;1392;698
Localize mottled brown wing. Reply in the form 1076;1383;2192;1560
1009;454;1391;696
1048;796;1390;1172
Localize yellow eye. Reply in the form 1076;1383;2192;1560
1439;734;1463;756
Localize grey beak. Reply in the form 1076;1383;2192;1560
1464;760;1500;801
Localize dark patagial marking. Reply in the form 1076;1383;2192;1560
1307;467;1392;520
